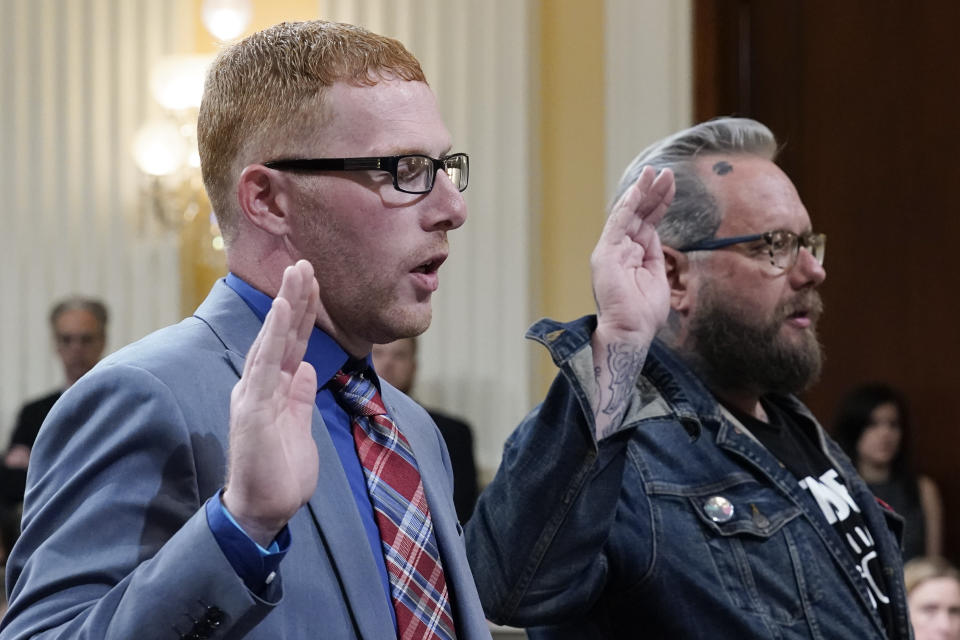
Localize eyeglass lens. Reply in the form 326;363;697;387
767;231;826;269
397;156;436;193
805;234;826;266
443;154;468;192
395;154;468;193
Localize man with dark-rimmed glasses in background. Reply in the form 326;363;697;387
467;117;913;639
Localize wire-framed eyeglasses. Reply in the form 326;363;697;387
678;229;827;270
263;153;469;195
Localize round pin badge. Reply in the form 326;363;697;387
704;495;735;523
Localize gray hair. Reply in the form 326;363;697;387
49;296;109;333
611;117;778;248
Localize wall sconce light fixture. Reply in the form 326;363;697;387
131;0;253;248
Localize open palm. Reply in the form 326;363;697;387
589;167;675;439
591;166;675;343
223;260;321;547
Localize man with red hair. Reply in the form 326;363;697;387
4;21;482;640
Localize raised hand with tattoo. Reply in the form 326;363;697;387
589;165;675;439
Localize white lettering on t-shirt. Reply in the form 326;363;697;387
799;469;889;610
798;469;860;524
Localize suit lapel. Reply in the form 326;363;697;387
193;280;265;355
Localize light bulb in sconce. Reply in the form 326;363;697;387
132;119;188;176
202;0;253;42
150;55;212;111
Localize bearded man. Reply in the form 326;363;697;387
466;118;912;639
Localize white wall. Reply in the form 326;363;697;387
605;0;693;202
0;0;189;442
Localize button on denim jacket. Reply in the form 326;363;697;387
466;316;912;640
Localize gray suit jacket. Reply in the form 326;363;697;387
2;281;491;640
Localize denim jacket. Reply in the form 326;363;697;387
466;316;912;640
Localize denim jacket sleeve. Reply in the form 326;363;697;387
465;316;651;627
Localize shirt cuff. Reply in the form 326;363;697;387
205;489;290;593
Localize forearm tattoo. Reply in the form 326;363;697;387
602;343;646;416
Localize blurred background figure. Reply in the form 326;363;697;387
0;296;107;614
905;556;960;640
372;337;479;523
3;297;108;483
834;383;943;560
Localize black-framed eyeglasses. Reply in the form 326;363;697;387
678;229;827;271
263;153;469;195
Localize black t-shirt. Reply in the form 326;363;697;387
10;390;62;449
726;397;894;637
1;390;62;505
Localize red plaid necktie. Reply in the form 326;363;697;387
329;369;457;640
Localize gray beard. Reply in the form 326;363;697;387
684;286;824;397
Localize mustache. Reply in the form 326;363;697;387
779;291;824;322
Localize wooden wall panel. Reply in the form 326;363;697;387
695;0;960;559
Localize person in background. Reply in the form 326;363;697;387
833;383;944;560
0;297;107;515
4;297;108;472
905;556;960;640
372;337;479;522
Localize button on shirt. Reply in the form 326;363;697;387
206;273;396;629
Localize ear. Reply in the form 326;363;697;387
236;164;295;237
663;246;694;314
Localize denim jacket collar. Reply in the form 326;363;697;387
526;315;706;439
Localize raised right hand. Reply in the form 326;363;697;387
589;166;675;439
222;260;320;547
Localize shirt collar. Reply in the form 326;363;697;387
224;272;374;389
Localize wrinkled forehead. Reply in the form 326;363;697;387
695;154;811;234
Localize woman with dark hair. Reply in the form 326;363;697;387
833;383;944;561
